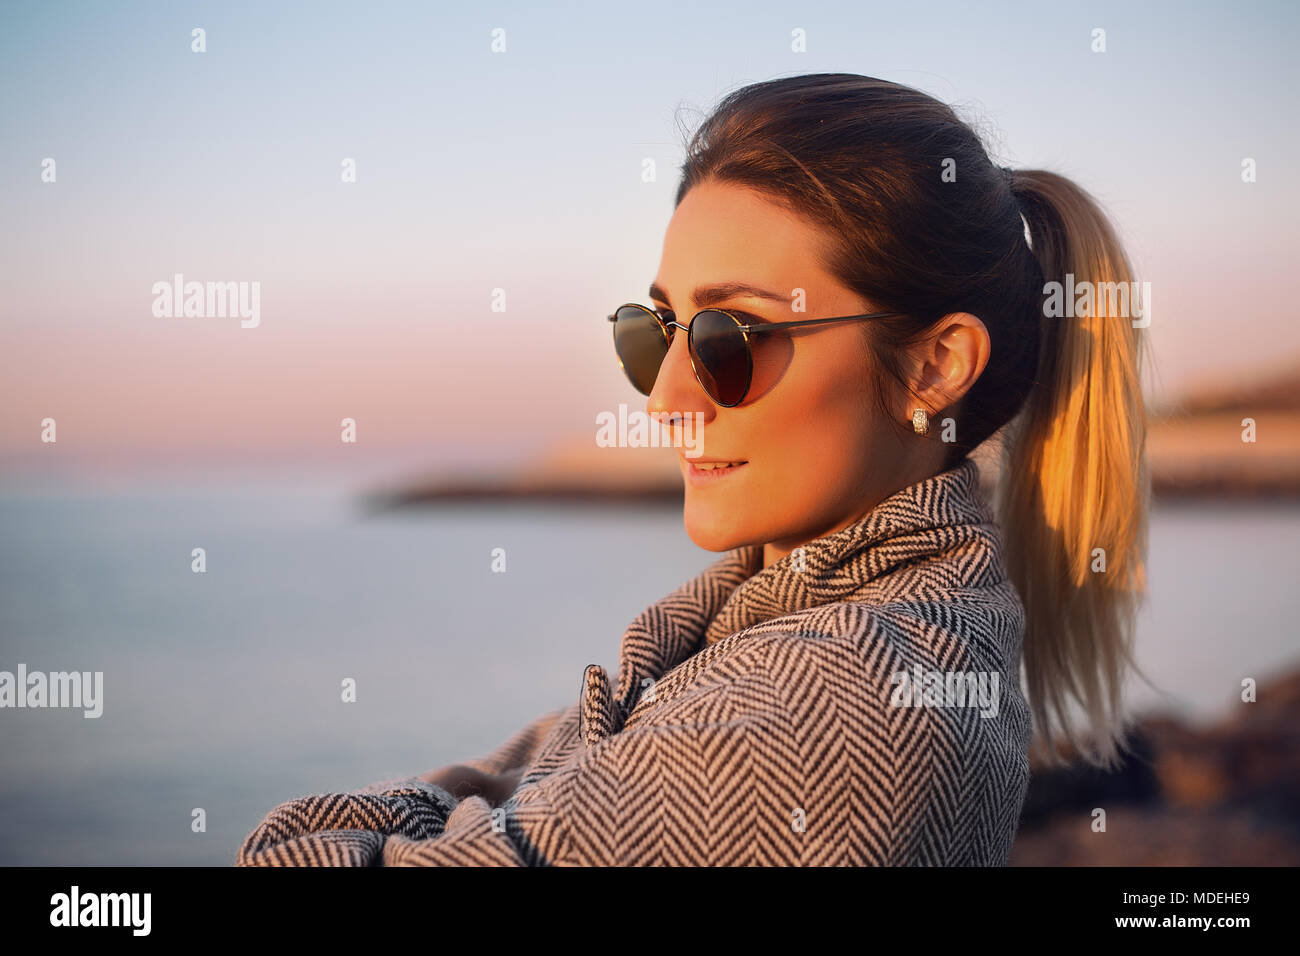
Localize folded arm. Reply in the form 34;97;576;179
236;667;784;866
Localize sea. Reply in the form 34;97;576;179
1;488;1297;864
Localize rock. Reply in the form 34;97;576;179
1012;666;1300;865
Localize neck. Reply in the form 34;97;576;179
762;511;861;569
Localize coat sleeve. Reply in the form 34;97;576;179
236;664;790;866
234;703;571;866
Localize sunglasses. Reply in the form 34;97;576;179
607;303;907;407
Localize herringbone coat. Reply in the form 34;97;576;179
236;458;1032;866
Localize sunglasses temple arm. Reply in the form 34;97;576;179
743;312;905;333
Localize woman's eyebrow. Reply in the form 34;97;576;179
648;281;791;309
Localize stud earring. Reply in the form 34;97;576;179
912;408;929;435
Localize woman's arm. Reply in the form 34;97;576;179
238;696;772;866
236;644;783;866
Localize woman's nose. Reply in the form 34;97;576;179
646;326;714;425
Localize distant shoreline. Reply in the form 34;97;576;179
363;478;1300;510
366;410;1300;508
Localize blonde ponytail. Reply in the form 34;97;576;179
999;169;1151;771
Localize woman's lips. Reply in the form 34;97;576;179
683;459;749;487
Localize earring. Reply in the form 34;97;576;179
911;408;929;435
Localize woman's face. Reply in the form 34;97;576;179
647;178;923;567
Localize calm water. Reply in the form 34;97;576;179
0;490;1296;865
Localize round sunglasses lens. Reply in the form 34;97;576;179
612;306;669;395
690;310;751;406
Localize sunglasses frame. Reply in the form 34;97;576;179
606;302;908;407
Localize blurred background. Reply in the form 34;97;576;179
1;0;1297;865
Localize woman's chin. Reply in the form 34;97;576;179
682;509;755;553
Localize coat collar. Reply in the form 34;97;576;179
579;457;995;746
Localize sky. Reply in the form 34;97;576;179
2;0;1297;492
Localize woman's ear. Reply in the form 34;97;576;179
906;313;991;417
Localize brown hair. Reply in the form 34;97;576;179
674;73;1149;770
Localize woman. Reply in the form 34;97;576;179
237;73;1147;867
